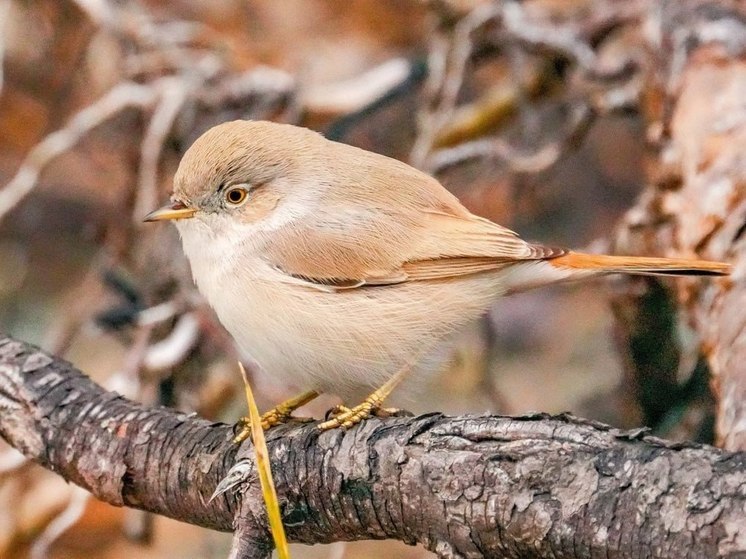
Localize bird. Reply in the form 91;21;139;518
144;120;730;437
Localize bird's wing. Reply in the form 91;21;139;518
401;210;564;281
266;206;563;292
263;146;563;291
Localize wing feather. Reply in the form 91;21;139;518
259;140;564;291
269;208;564;291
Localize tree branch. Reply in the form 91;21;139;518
1;335;744;559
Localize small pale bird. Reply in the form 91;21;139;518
145;120;730;435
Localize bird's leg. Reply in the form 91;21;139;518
233;390;320;444
317;363;411;431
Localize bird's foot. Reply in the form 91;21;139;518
318;399;410;431
318;364;415;431
233;390;319;444
317;402;377;430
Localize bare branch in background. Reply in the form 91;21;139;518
303;58;412;115
30;487;91;559
142;311;200;373
0;81;158;222
412;3;502;167
72;0;214;62
133;78;188;224
426;136;560;174
0;0;293;230
412;0;645;174
501;2;597;71
194;66;295;110
426;102;595;174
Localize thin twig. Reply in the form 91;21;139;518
439;4;502;121
124;49;222;78
72;0;194;48
195;66;295;108
30;486;91;559
415;1;643;172
142;312;200;373
133;77;189;224
73;0;219;78
303;58;411;114
501;2;597;72
136;300;180;327
426;136;560;174
411;4;502;167
0;81;159;222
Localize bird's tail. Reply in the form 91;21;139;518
548;251;731;277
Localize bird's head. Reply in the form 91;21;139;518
144;120;328;242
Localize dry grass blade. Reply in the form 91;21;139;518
237;362;290;559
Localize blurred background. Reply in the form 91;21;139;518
0;0;724;557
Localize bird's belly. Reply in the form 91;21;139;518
206;271;508;401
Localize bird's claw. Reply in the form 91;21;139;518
232;412;316;444
319;402;411;430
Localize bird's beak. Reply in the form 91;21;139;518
143;200;196;222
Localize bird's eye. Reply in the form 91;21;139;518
225;186;248;206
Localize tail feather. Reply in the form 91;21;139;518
549;251;731;277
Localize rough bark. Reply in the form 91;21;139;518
1;336;745;559
611;0;746;449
